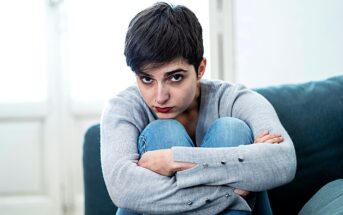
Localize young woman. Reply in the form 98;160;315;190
100;2;296;215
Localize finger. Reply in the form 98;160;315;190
256;130;269;139
255;134;282;143
254;131;269;143
265;136;284;144
234;188;250;197
233;188;244;195
259;134;281;142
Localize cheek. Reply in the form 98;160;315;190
178;83;197;104
142;91;155;104
138;86;154;104
188;85;197;98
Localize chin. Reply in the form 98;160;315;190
156;112;177;119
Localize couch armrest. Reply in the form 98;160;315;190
83;124;117;215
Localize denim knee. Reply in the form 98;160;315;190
202;117;253;147
138;119;194;155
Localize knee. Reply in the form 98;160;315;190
212;117;251;134
207;117;253;146
141;119;186;137
138;120;193;154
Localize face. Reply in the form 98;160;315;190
136;58;206;119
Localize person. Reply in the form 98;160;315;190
100;2;296;215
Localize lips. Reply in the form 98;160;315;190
155;107;173;113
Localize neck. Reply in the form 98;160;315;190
176;81;201;122
184;81;201;114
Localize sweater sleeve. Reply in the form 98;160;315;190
100;98;251;214
173;85;297;191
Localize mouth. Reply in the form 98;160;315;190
155;107;173;113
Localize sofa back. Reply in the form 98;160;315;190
256;75;343;214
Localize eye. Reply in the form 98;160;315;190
170;74;183;82
141;76;153;84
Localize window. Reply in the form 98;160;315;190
65;0;210;103
0;0;46;103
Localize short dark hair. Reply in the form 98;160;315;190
124;2;203;74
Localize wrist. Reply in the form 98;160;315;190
174;162;197;172
169;150;196;172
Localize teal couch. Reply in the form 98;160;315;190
83;75;343;215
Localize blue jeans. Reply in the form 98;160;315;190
116;117;273;215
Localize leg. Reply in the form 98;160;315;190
117;120;194;215
138;119;194;155
202;117;272;215
201;117;253;148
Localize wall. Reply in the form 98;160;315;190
233;0;343;88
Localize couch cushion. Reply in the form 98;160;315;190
299;179;343;215
255;75;343;215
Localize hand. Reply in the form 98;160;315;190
138;149;196;176
234;188;251;199
254;130;283;144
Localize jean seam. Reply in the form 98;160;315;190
139;135;147;154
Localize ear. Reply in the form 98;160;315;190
197;58;207;80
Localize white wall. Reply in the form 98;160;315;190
233;0;343;88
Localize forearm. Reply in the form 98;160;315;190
102;153;249;214
173;136;296;191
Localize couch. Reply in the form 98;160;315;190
83;75;343;215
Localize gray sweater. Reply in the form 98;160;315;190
100;79;297;214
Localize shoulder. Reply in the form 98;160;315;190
201;79;256;101
200;79;266;116
101;85;153;131
106;85;143;111
114;85;144;105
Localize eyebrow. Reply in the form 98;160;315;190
139;69;188;77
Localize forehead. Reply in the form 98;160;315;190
140;58;192;75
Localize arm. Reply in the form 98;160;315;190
100;100;249;214
138;131;283;176
172;87;296;191
139;131;283;201
138;131;284;199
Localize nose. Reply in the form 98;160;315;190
155;83;170;105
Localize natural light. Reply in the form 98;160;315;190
66;0;210;102
0;1;46;103
0;0;210;104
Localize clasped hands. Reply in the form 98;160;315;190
138;131;283;198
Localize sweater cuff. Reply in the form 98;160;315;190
172;146;245;189
172;146;244;164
